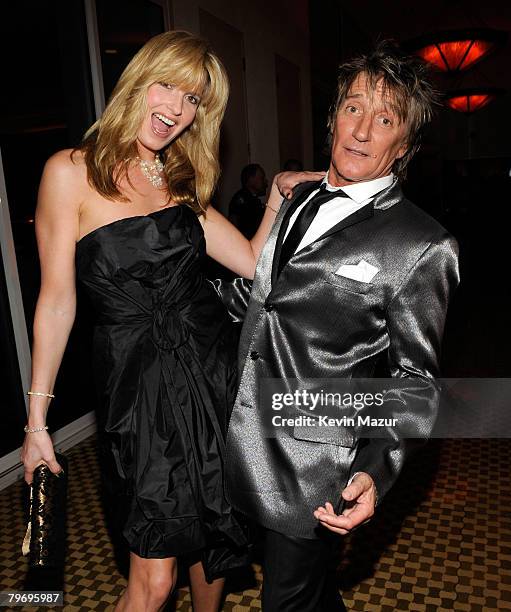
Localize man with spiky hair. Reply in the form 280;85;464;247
216;41;459;610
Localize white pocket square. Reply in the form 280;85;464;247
335;260;379;283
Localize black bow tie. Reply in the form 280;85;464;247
276;184;348;276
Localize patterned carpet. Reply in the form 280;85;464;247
0;436;509;611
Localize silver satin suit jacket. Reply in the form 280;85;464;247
215;179;460;539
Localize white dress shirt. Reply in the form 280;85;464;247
283;173;395;253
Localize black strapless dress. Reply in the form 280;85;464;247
75;205;247;579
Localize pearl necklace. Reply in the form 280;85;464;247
136;155;165;189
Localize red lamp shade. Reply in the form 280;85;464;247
417;39;493;72
410;29;506;72
446;89;502;113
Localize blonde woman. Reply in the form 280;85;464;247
21;31;322;612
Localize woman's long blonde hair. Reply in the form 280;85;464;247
80;30;229;213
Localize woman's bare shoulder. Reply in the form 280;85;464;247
38;149;90;219
43;148;87;183
40;148;90;203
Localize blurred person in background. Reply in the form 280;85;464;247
228;163;268;238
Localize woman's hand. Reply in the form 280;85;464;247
275;170;327;200
21;431;62;484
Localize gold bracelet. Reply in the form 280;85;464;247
27;391;55;399
265;203;279;214
24;425;49;434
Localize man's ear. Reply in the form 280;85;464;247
396;140;408;160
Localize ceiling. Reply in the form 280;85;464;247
339;0;511;94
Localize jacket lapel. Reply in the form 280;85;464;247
305;178;404;245
250;181;320;301
270;181;322;286
372;178;403;210
313;201;374;243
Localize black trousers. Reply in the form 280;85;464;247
261;529;347;612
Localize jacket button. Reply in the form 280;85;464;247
264;302;274;312
250;350;260;360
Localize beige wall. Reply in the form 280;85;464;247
171;0;313;208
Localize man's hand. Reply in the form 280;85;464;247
313;472;376;535
274;170;326;199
